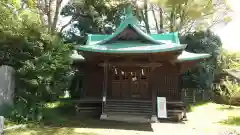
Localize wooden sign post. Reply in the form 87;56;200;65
0;116;4;135
157;97;167;118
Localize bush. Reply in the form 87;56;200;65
216;78;240;106
222;78;240;106
0;3;73;122
218;50;240;70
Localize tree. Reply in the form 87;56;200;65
0;1;72;122
143;0;150;33
150;0;232;33
180;30;222;91
8;0;69;34
60;0;130;44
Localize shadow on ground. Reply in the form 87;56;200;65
42;117;154;131
42;106;154;132
38;101;190;132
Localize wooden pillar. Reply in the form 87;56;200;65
100;60;108;120
150;67;158;122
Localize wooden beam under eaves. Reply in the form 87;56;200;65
98;62;162;68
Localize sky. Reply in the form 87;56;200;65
216;0;240;52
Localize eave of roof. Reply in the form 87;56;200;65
175;51;211;62
77;42;187;54
71;50;211;62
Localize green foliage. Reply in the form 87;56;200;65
223;79;240;97
212;50;240;105
218;50;240;70
180;30;222;90
149;0;231;33
220;116;240;126
0;1;73;122
220;78;240;105
61;0;131;44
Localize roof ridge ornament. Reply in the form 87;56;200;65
119;5;139;27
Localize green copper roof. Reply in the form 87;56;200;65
78;42;187;53
86;32;180;45
80;7;186;53
176;51;211;62
74;7;210;62
71;50;210;62
151;33;180;44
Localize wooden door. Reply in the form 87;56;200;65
129;69;149;99
111;69;130;99
111;67;150;100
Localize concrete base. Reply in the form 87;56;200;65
100;113;108;120
150;115;159;123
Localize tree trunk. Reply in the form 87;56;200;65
36;0;47;26
169;6;176;32
134;0;140;19
150;4;160;33
144;0;150;33
45;0;53;32
159;7;164;33
51;0;62;33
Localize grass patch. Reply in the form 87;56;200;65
4;119;18;128
188;101;240;127
5;125;100;135
220;116;240;126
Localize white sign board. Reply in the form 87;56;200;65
157;97;167;118
102;96;106;102
0;116;4;134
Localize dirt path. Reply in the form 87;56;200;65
71;123;239;135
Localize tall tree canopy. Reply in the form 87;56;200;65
60;0;231;44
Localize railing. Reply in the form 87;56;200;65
181;88;211;104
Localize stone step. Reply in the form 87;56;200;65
102;114;152;123
105;105;152;110
105;104;152;108
105;108;152;114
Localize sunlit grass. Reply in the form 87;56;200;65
4;119;18;128
5;126;100;135
220;116;240;126
44;101;62;109
188;102;240;126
